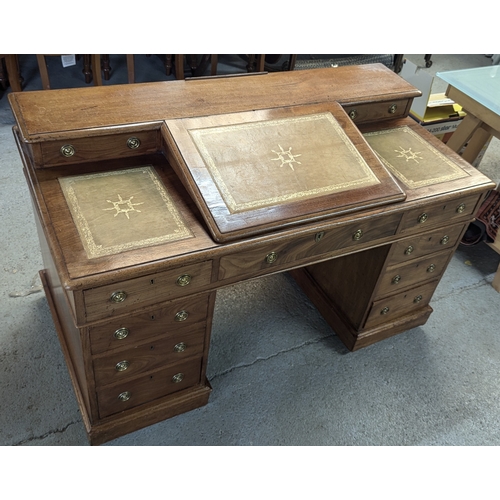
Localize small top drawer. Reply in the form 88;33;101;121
399;193;481;234
218;212;401;282
38;130;159;167
343;99;410;124
83;260;213;323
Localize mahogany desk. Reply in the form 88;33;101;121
9;65;495;444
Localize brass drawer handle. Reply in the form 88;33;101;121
404;245;414;255
352;229;363;241
427;264;436;273
118;391;131;402
388;104;398;114
115;360;130;372
172;373;184;383
175;310;189;322
392;274;401;284
440;235;450;245
174;342;187;353
456;203;466;213
127;137;141;149
113;327;129;340
414;295;423;303
348;109;358;120
417;213;428;224
265;252;278;264
60;144;75;157
176;274;191;287
110;291;127;303
380;307;390;315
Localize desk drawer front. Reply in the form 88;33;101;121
93;325;206;387
387;223;465;266
375;251;451;299
365;280;439;330
39;131;159;167
89;293;211;354
399;194;480;234
218;213;401;282
96;357;202;418
343;99;410;124
84;261;213;322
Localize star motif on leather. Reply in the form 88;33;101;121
103;194;144;219
394;146;423;163
271;145;302;171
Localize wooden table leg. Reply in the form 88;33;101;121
461;126;491;164
446;113;482;153
4;55;22;92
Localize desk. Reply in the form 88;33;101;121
9;65;495;444
437;66;500;291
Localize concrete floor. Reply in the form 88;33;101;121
1;55;499;449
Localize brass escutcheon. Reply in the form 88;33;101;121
127;137;141;149
440;235;450;245
404;245;414;255
380;307;390;315
176;274;191;287
348;109;358;120
110;291;127;303
427;264;436;273
417;213;428;224
315;231;325;242
175;310;189;322
265;252;278;264
414;295;423;303
60;144;75;157
388;104;398;114
118;391;131;402
392;274;401;284
352;229;363;241
172;373;184;383
115;360;130;372
456;203;466;213
174;342;187;353
113;327;129;340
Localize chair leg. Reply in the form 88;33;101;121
5;55;22;91
174;55;184;79
91;55;103;86
255;55;265;72
126;55;135;83
210;55;218;76
36;55;51;90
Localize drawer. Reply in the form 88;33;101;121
93;325;206;387
387;223;465;266
97;357;202;418
83;260;213;323
343;99;410;124
365;280;439;330
375;251;451;299
38;130;159;167
399;193;481;234
89;293;210;354
218;212;401;282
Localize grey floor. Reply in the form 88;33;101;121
1;55;499;447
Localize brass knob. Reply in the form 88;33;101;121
380;307;390;315
404;245;414;255
118;391;131;402
456;203;466;213
417;213;428;224
174;342;187;353
348;109;358;120
172;373;184;383
265;252;278;264
352;229;363;241
176;274;191;287
388;104;398;114
440;235;450;245
113;327;129;340
175;310;189;322
392;274;401;284
110;291;127;303
427;264;436;273
60;144;75;157
115;360;130;372
414;295;423;303
127;137;141;149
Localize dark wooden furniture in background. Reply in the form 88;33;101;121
9;65;495;444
